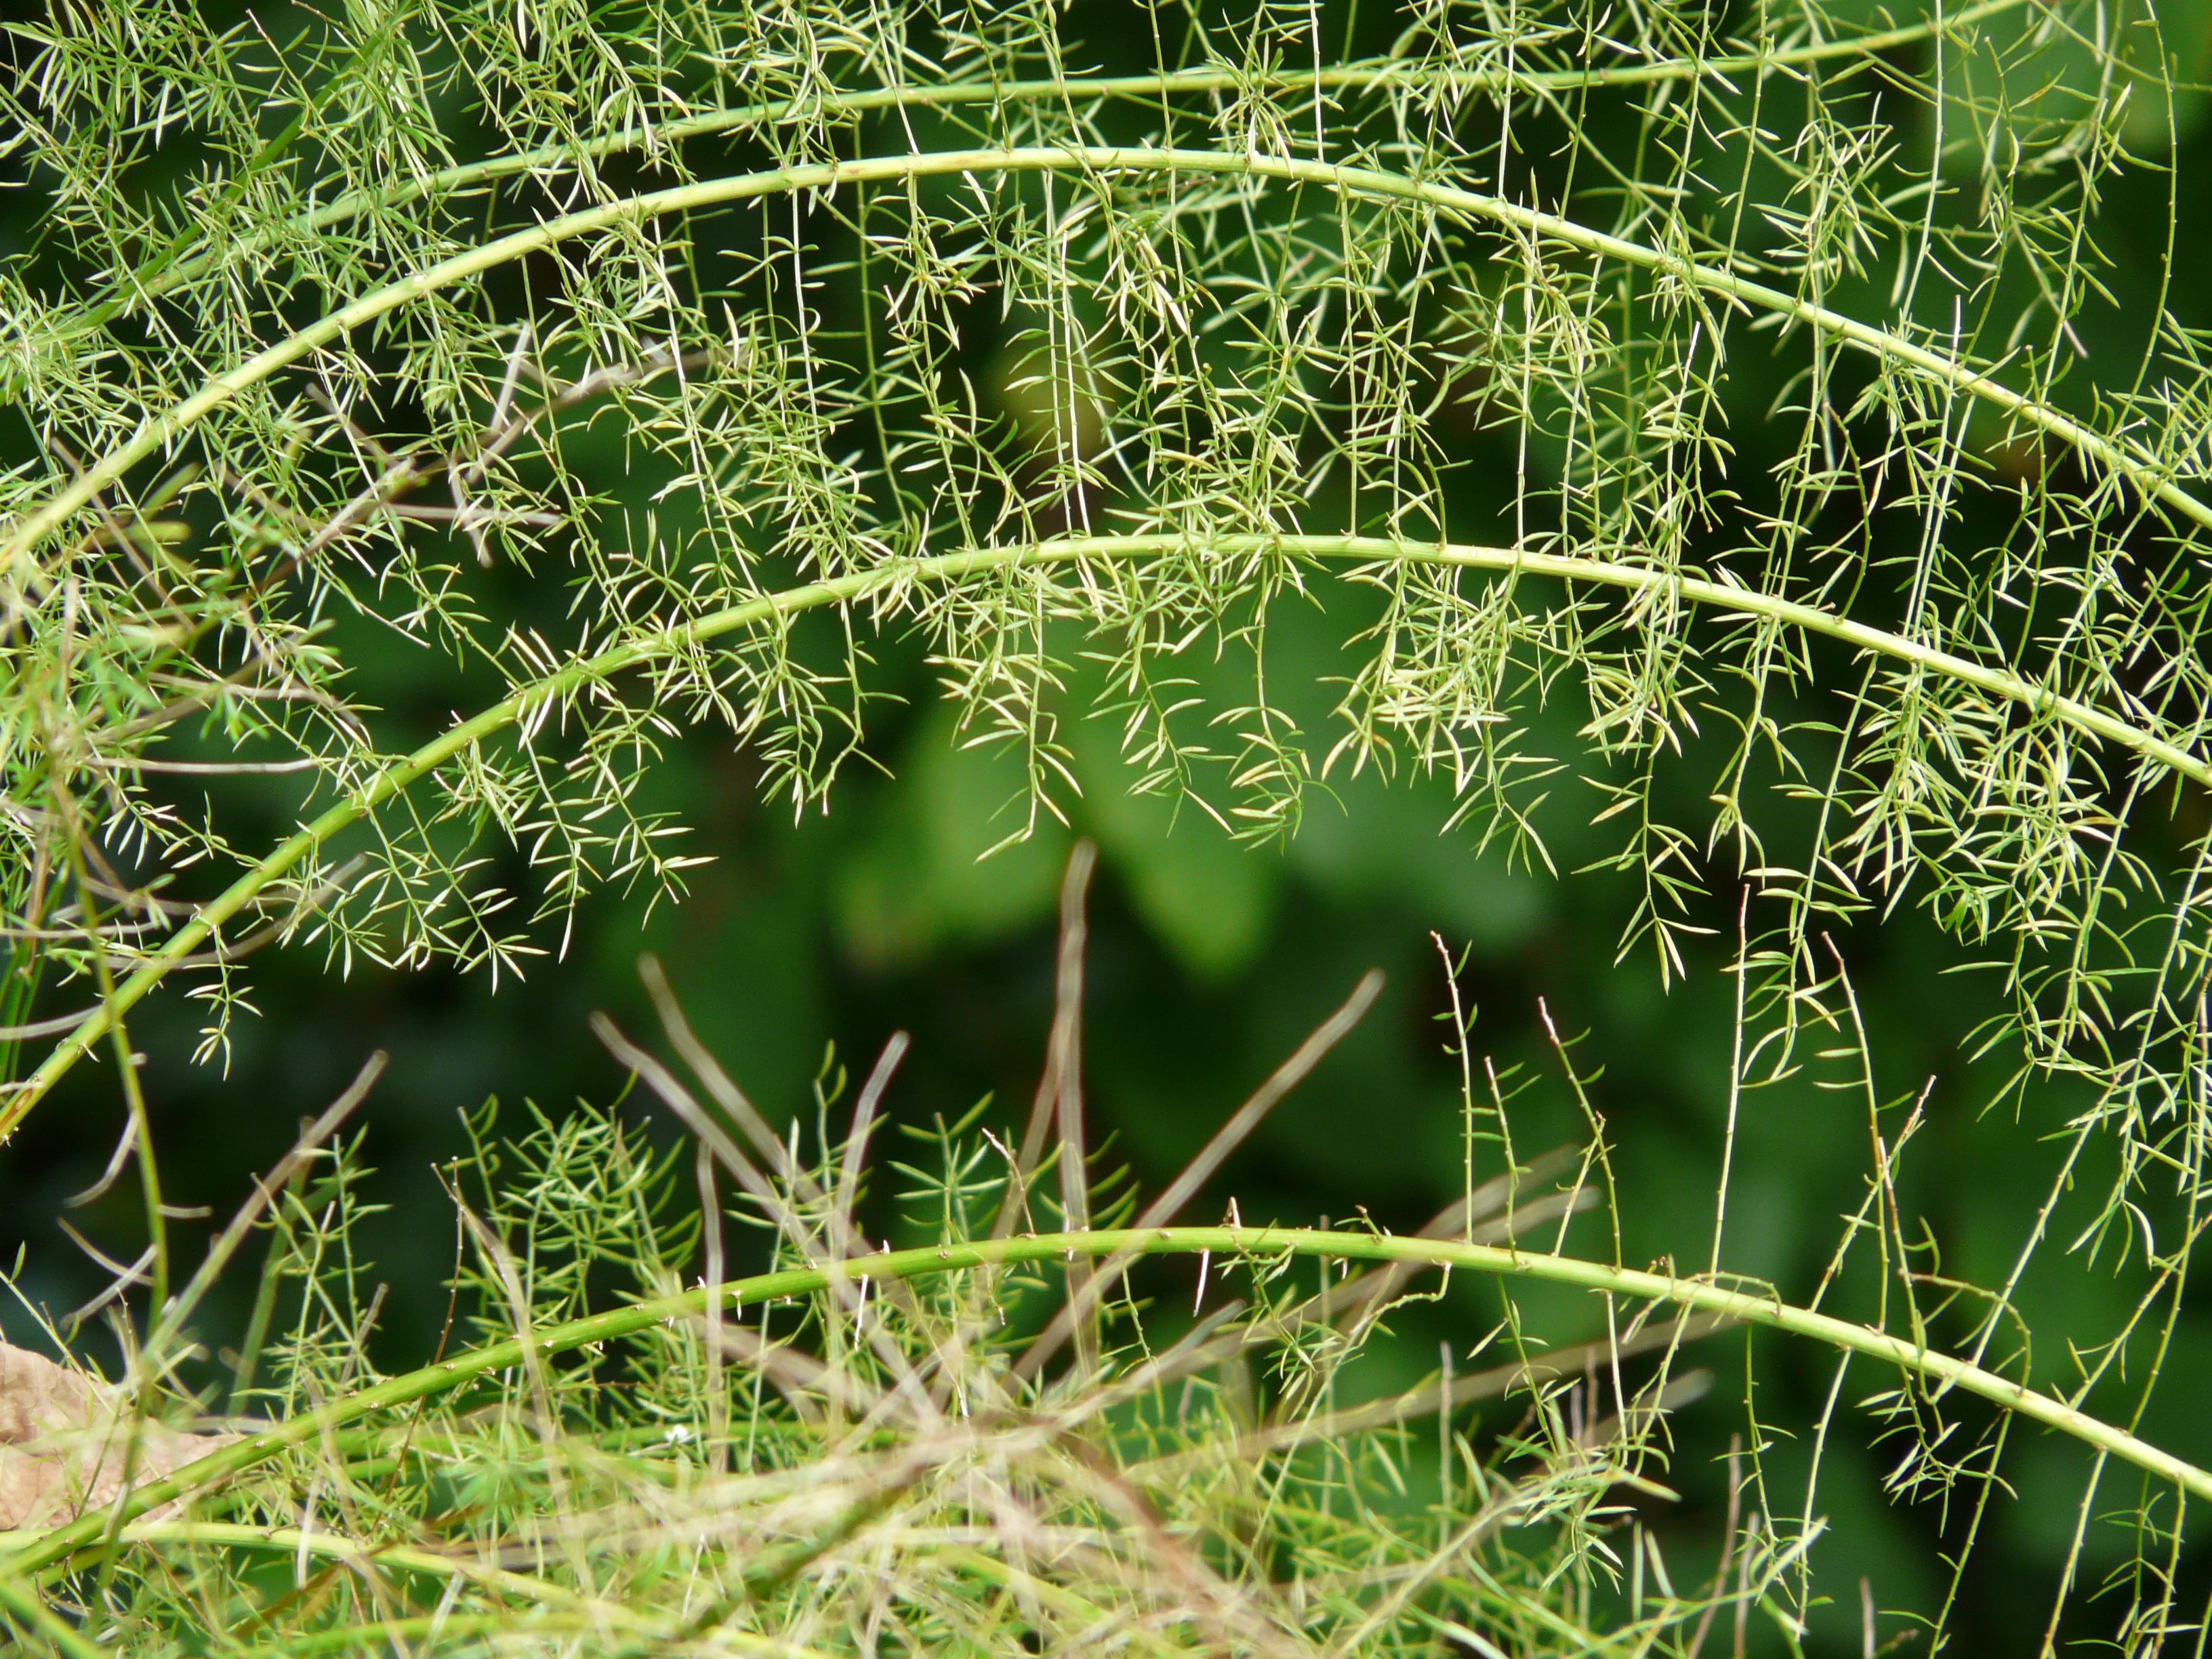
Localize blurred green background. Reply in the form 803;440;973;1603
5;0;2212;1646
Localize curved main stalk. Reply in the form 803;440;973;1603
8;533;2203;1135
6;1223;2204;1578
63;0;2032;342
9;136;2204;596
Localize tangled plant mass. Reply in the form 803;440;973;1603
3;0;2212;1650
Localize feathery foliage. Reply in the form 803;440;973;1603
3;0;2211;1650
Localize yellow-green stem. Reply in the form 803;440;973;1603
61;0;2033;343
9;135;2205;601
9;533;2205;1136
6;1223;2205;1580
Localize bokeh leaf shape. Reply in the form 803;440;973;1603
836;696;1282;982
1287;765;1550;957
834;700;1072;972
836;652;1552;983
1062;714;1279;983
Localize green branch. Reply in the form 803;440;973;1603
94;1523;615;1616
9;132;2204;598
60;0;2032;344
8;533;2202;1136
5;1223;2204;1580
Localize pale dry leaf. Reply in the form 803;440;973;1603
0;1343;234;1530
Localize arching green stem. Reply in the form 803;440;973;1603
9;132;2204;598
89;1523;618;1617
8;533;2204;1135
60;0;2033;344
5;1222;2205;1579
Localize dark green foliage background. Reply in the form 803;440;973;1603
4;0;2211;1647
